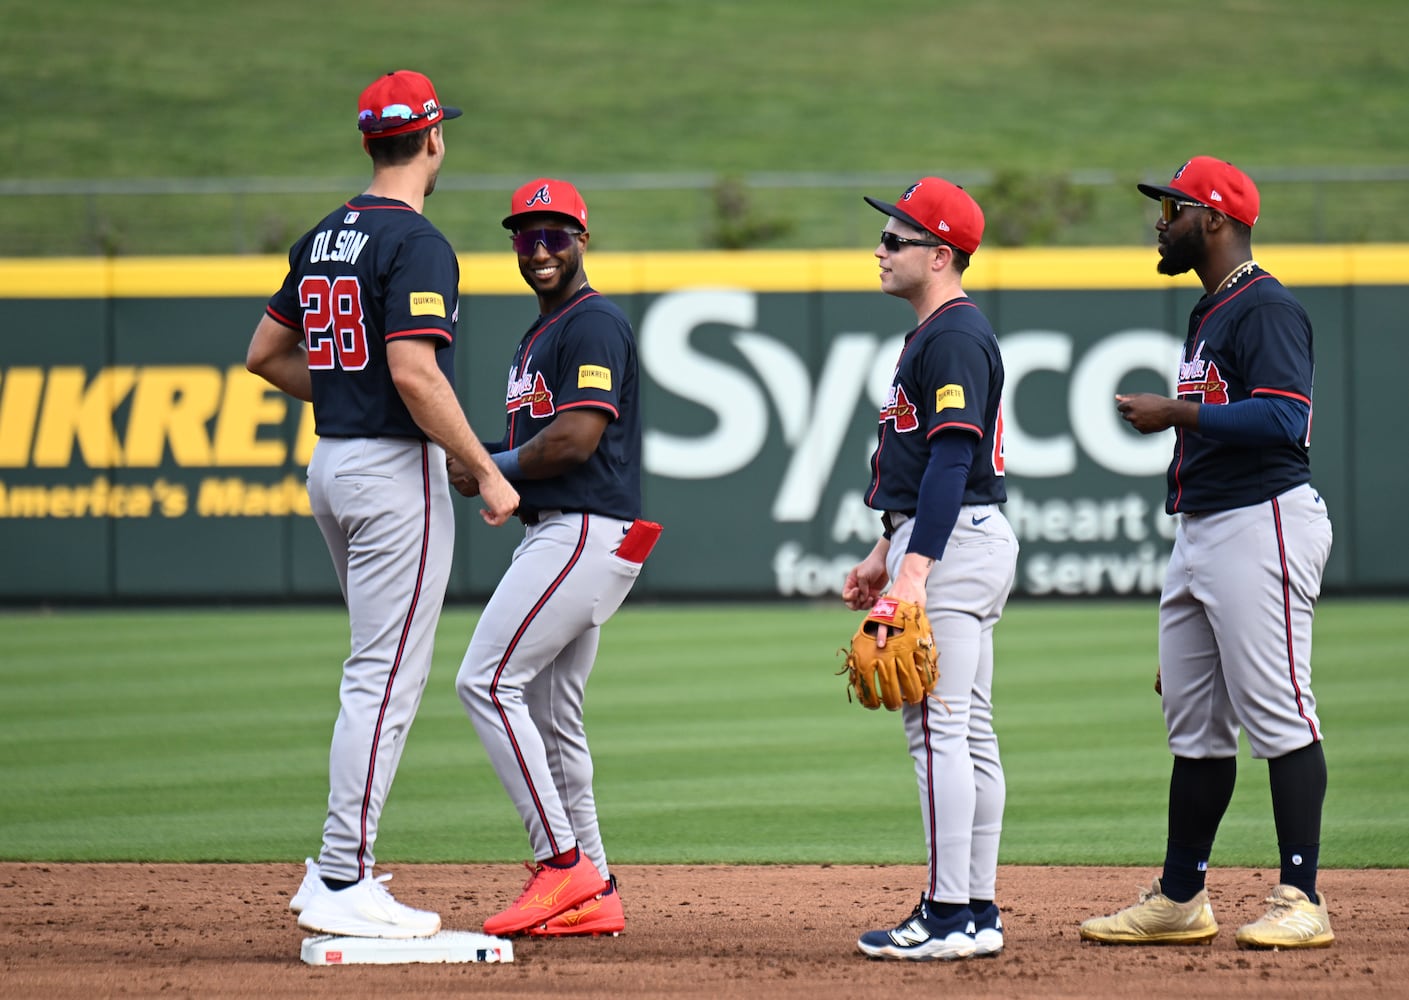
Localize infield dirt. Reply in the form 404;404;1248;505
3;863;1405;998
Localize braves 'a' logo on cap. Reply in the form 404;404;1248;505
525;185;553;209
1173;160;1192;180
900;182;921;202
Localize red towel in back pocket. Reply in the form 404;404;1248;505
616;519;663;564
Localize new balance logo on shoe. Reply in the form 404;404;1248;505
858;898;979;961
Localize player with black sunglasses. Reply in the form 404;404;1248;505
844;178;1018;962
450;178;658;939
1081;156;1335;950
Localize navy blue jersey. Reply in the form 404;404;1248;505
866;297;1007;512
265;195;459;438
500;287;642;521
1167;268;1314;513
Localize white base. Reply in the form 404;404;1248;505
301;930;514;966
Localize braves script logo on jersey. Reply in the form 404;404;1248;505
879;385;920;432
1177;340;1229;404
507;366;556;417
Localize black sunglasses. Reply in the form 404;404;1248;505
1159;197;1207;223
879;230;942;253
511;228;583;256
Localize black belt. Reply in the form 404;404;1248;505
517;508;591;526
881;511;914;535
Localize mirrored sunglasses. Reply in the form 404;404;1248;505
1159;197;1207;223
358;102;442;134
511;228;583;256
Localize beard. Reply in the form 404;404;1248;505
1157;223;1205;277
519;249;583;298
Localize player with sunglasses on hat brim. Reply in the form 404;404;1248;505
249;69;519;941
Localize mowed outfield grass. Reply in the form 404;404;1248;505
4;1;1408;252
0;599;1403;868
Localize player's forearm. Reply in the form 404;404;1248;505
252;353;314;402
495;411;608;480
246;317;313;401
395;370;499;478
892;552;935;593
512;432;591;478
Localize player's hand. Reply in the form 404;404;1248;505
843;563;887;611
1116;393;1177;434
477;474;519;526
446;456;481;497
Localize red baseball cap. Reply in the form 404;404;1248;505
502;178;590;230
865;177;984;255
357;70;461;138
1137;156;1260;227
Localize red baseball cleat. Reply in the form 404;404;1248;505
484;852;607;936
528;875;624;937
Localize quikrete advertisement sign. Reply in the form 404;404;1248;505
1;247;1404;599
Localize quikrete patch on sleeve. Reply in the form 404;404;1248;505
935;383;966;411
410;292;446;317
578;364;612;390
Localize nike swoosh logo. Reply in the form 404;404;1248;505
972;514;992;525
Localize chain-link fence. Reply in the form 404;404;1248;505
4;167;1408;256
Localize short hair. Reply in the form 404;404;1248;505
942;241;971;274
1224;217;1253;240
366;125;434;167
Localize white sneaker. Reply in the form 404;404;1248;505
289;858;320;914
296;872;441;939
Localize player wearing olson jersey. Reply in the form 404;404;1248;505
450;179;661;938
844;178;1018;962
247;70;517;940
1082;156;1336;950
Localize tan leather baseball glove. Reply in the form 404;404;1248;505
838;597;939;710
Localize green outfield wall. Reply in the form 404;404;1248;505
2;246;1405;601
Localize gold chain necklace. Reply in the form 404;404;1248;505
1215;259;1258;293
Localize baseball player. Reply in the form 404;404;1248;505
450;178;659;938
843;179;1018;961
1080;156;1335;949
246;70;518;939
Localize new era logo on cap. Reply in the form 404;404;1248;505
502;178;590;230
357;70;462;138
865;177;985;254
1139;155;1260;227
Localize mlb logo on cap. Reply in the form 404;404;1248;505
502;178;590;230
864;177;985;255
1137;155;1260;227
357;70;462;138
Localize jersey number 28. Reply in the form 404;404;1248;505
299;276;369;371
